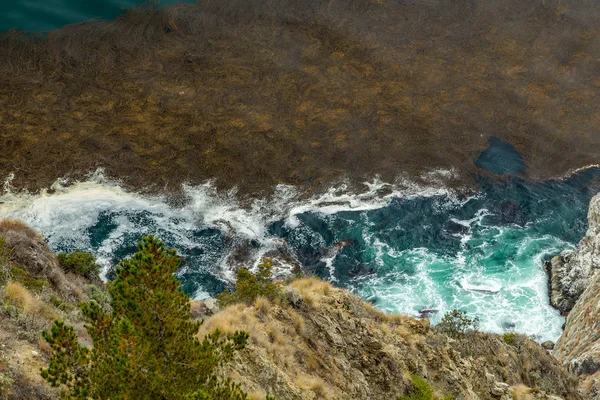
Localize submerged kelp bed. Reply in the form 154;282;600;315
1;0;600;195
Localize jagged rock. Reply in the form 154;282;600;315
549;194;600;315
490;381;509;396
541;341;555;350
203;298;220;315
554;193;600;398
284;286;303;307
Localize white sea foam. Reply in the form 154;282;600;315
0;169;569;342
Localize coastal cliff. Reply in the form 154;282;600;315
0;219;581;399
549;194;600;315
553;193;600;398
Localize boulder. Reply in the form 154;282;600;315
284;286;303;307
541;341;555;351
203;298;220;315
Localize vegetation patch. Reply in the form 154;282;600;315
41;236;251;399
435;310;480;339
57;250;101;279
218;259;283;307
399;376;454;400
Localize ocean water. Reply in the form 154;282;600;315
1;138;599;343
0;0;192;32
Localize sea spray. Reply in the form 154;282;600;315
2;167;600;342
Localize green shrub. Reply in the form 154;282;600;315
218;258;281;307
436;309;480;339
86;284;110;312
503;332;517;346
41;235;249;400
57;250;101;279
399;376;454;400
0;372;14;397
4;265;48;293
48;295;72;312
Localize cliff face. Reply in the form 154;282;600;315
199;279;580;400
553;194;600;398
549;194;600;315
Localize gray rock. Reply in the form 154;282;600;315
284;286;303;307
549;194;600;315
490;381;509;396
541;341;555;350
203;298;220;315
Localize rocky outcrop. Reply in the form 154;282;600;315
201;278;581;399
0;219;75;298
555;262;600;397
553;193;600;398
549;194;600;315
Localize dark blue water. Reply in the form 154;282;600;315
0;0;192;32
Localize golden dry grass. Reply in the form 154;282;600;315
4;281;56;323
510;385;534;400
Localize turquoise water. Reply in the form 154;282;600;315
0;0;192;32
2;141;598;342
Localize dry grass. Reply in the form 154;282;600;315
5;282;56;321
510;385;534;400
295;374;334;399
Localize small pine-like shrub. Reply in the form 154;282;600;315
436;309;480;338
218;258;281;307
41;235;250;399
399;376;454;400
57;250;101;279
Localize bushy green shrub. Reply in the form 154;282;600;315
503;332;517;346
399;376;454;400
42;236;249;400
86;284;110;312
218;258;281;307
57;250;101;279
436;309;480;338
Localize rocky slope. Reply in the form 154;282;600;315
199;279;580;399
0;219;582;399
553;193;600;398
0;220;106;399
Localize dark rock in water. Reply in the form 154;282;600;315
501;321;516;330
443;220;469;236
496;201;526;225
418;308;439;318
541;341;555;350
